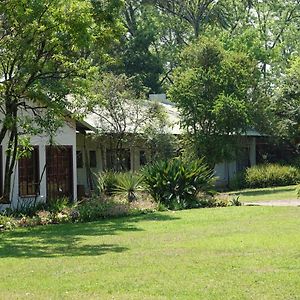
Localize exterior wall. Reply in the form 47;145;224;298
76;133;104;195
0;118;77;209
214;136;257;187
76;133;151;194
78;134;257;192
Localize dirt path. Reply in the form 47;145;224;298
244;199;300;207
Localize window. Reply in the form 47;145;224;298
139;150;147;166
76;151;83;168
19;147;39;196
89;150;97;168
106;148;131;171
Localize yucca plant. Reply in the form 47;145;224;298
114;173;144;202
96;171;119;195
142;157;216;210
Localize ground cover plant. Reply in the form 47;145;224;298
228;185;297;203
1;207;300;299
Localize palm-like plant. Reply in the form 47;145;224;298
114;173;145;202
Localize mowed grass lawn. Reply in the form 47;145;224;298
1;207;300;299
228;185;298;203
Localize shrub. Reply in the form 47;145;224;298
96;171;119;195
46;197;69;213
114;173;144;201
142;157;216;210
0;215;17;231
76;197;130;222
245;164;300;188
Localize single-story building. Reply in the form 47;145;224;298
0;94;261;209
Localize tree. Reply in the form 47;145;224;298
169;38;260;166
273;57;300;143
113;0;163;93
79;73;167;170
152;0;229;39
225;0;300;81
0;0;122;203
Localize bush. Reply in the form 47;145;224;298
244;164;300;188
142;157;216;210
96;171;119;195
0;215;17;231
76;197;130;222
114;173;144;201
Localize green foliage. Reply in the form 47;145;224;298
97;172;119;195
169;37;260;166
273;57;300;141
244;164;300;188
97;172;144;201
228;172;246;191
114;173;144;202
0;0;123;202
76;197;128;222
46;198;70;213
0;215;17;231
229;195;242;207
142;157;215;210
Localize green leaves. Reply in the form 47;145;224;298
142;157;215;210
169;38;259;165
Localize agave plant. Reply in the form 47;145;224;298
114;173;144;202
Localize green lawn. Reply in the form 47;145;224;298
1;207;300;299
228;185;298;203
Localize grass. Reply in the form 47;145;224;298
228;185;298;203
1;207;300;299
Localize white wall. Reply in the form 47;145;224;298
0;117;77;209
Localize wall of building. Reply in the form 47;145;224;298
214;137;257;187
78;134;257;193
0;117;77;209
76;133;152;195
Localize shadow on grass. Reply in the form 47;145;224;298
0;212;180;258
237;187;296;198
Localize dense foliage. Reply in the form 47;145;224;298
244;164;300;188
169;38;260;165
142;157;215;210
229;163;300;190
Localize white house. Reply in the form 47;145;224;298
0;112;81;209
76;94;261;194
0;94;261;209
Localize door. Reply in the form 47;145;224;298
46;146;73;202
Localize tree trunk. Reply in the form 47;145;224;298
1;125;18;204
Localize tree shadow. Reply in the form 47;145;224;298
0;212;180;258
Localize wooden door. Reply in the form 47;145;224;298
46;146;73;202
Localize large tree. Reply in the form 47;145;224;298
78;73;168;171
169;38;261;166
0;0;122;202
